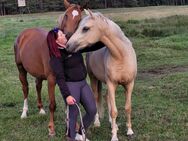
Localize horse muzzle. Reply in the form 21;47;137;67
66;42;79;53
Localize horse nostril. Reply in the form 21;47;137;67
66;32;73;39
66;44;69;49
65;44;72;53
66;44;70;52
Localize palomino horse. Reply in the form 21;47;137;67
14;0;85;136
66;10;137;141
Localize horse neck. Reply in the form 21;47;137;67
100;22;131;60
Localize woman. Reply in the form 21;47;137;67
47;28;104;141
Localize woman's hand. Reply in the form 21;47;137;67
66;96;76;105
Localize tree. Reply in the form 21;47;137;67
1;0;188;15
125;0;138;7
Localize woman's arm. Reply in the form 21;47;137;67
79;41;105;53
49;56;71;99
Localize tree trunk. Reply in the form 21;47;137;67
1;2;6;15
39;0;43;10
104;0;107;8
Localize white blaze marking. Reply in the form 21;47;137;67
72;10;79;19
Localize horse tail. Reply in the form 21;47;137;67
97;80;104;119
14;37;19;64
14;36;21;65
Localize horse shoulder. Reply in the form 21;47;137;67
86;48;107;82
105;49;137;84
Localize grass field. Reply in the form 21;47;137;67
0;6;188;141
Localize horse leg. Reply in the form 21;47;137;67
90;76;101;127
105;91;111;124
106;91;119;131
124;81;134;136
47;75;56;136
107;81;118;141
35;78;46;115
17;64;29;119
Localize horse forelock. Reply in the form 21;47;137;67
79;12;105;26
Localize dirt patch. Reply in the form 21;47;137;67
138;65;188;79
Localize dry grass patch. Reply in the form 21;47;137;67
101;6;188;21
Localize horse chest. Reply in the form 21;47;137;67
106;61;135;83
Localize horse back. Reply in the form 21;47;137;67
14;28;51;78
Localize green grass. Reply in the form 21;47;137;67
0;8;188;141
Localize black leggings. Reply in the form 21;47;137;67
66;80;97;139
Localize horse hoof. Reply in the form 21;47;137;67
127;128;134;136
127;134;134;140
48;127;55;137
94;122;100;127
111;135;118;141
39;109;46;115
48;131;55;137
21;112;27;119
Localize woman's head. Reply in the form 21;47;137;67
47;28;67;58
56;29;67;47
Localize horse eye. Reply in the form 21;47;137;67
82;27;90;33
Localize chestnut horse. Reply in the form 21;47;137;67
14;0;85;136
66;10;137;141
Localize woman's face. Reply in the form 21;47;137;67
56;30;67;47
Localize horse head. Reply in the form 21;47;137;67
60;0;87;39
66;10;107;52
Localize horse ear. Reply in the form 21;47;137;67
84;9;94;18
64;0;70;9
80;1;89;11
84;9;90;15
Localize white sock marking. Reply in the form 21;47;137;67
21;98;28;118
